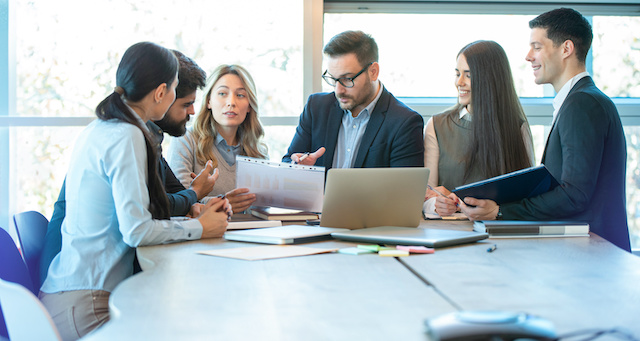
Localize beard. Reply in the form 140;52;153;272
155;114;189;137
335;80;375;113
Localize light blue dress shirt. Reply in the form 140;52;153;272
41;115;202;294
333;83;384;169
215;133;241;166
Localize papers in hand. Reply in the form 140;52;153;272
473;220;590;238
236;156;325;212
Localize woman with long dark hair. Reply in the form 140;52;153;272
424;40;534;217
40;42;230;340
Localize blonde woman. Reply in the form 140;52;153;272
168;64;268;213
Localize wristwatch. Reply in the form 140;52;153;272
495;206;503;220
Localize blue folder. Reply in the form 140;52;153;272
451;165;560;205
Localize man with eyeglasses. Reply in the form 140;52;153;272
282;30;424;169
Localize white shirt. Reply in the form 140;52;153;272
42;116;202;294
422;107;535;215
552;72;590;126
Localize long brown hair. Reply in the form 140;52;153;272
454;40;532;181
192;64;267;167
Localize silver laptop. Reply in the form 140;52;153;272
320;167;429;229
331;226;488;248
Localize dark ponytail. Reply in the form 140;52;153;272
95;42;178;220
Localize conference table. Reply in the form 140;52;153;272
84;220;640;341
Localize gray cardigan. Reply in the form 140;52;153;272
167;128;236;203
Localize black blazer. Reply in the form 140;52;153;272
502;77;630;251
282;87;424;169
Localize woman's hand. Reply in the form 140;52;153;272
225;188;256;213
197;197;231;238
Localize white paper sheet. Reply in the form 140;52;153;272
236;156;325;212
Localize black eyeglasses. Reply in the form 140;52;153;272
322;62;373;88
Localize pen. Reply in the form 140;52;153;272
216;194;231;221
427;184;448;199
297;152;310;164
487;244;497;253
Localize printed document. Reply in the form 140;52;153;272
236;156;325;212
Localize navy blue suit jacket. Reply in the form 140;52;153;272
282;87;424;169
502;77;630;251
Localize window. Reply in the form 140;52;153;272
2;0;639;249
7;0;303;220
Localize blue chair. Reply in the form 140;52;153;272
13;211;49;294
0;228;34;340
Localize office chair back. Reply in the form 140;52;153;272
13;211;49;294
0;228;35;340
0;278;62;341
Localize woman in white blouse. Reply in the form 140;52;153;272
424;40;534;217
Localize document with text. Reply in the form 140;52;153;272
236;156;325;212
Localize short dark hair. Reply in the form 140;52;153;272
172;50;206;99
323;30;378;67
529;7;593;64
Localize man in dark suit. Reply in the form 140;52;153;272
459;8;631;252
282;30;424;169
39;51;218;285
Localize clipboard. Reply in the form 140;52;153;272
235;156;325;212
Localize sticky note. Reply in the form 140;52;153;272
338;247;374;255
379;250;409;257
357;244;382;252
396;245;435;254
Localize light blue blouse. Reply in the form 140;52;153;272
41;117;202;294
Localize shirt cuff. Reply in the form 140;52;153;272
174;217;203;240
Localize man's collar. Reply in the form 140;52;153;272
553;71;590;111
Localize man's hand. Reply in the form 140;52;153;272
458;197;500;221
225;188;256;213
186;203;205;218
291;147;325;166
189;160;218;200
